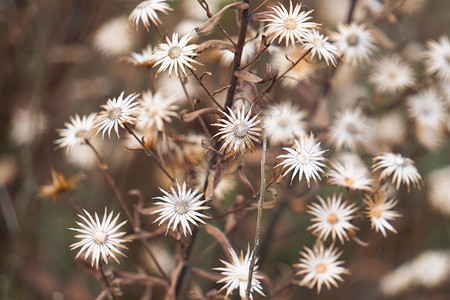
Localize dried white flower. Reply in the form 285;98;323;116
327;160;373;191
307;194;358;244
128;45;155;67
302;30;340;66
331;23;375;65
214;246;265;299
96;92;140;138
295;243;349;292
263;0;319;47
128;0;172;31
372;153;421;190
276;132;327;186
152;181;209;236
69;208;129;269
423;35;450;81
329;107;370;151
364;194;400;237
428;166;450;216
213;106;262;157
262;102;307;146
407;89;446;129
152;32;199;78
136;90;179;131
55;114;97;152
93;16;135;56
370;55;415;93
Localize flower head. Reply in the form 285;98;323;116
55;113;97;152
128;0;172;31
329;107;370;151
364;194;400;237
214;246;265;299
423;35;450;81
307;194;358;244
213;106;262;157
38;169;82;201
327;160;373;191
276;132;327;186
372;153;421;190
152;181;209;236
96;92;140;138
331;23;375;65
128;45;156;67
407;89;446;129
69;208;129;269
370;55;415;93
152;32;199;78
295;243;349;293
262;102;307;145
263;0;319;47
136;90;179;131
302;30;340;66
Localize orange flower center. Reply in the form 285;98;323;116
75;129;88;138
373;207;382;219
315;263;327;274
327;213;338;225
345;177;355;186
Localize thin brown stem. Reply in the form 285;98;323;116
85;139;169;282
246;134;267;299
189;68;225;110
99;262;117;300
123;124;175;182
224;0;251;108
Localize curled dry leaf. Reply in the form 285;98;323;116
234;64;277;83
180;107;218;122
195;2;249;35
196;40;235;54
204;224;233;261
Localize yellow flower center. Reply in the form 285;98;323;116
284;18;297;30
373;207;382;219
327;213;338;225
108;107;122;120
168;46;182;59
92;230;107;245
347;33;359;46
315;263;327;274
174;201;189;214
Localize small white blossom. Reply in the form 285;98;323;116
372;153;422;190
364;194;400;237
423;35;450;81
329;107;370;151
370;55;415;93
55;114;97;152
128;0;172;31
136;90;179;131
327;160;373;191
303;30;340;66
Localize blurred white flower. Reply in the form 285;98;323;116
407;89;446;128
302;30;340;66
55;114;97;152
9;107;47;146
428;166;450;216
370;55;415;93
136;90;179;131
128;45;155;67
93;16;135;56
128;0;172;31
329;107;370;151
308;194;358;243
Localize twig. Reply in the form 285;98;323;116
246;134;267;299
123;124;175;182
189;68;225;110
347;0;358;24
224;0;251;108
99;261;117;300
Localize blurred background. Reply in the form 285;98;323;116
0;0;449;299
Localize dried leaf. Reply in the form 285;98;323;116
195;2;249;35
180;107;218;122
113;270;168;287
204;224;233;260
196;40;235;54
234;64;277;84
238;164;255;195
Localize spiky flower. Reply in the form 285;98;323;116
370;55;415;94
262;102;307;145
331;23;375;65
276;132;327;186
213;106;262;157
364;194;400;237
327;161;373;191
302;30;340;66
423;35;450;81
128;45;155;67
38;169;82;201
96;92;140;138
136;90;179;131
295;243;349;293
263;0;319;47
69;208;129;269
214;246;265;299
372;153;421;190
152;181;209;236
55;113;97;152
329;107;370;151
152;32;199;78
307;194;358;243
128;0;172;31
407;89;446;129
